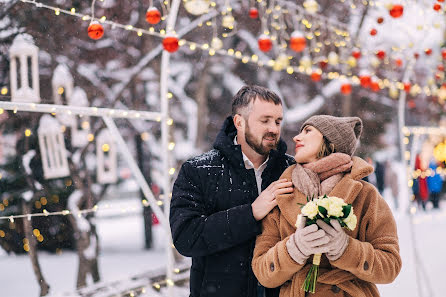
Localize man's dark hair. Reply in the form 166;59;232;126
231;85;282;117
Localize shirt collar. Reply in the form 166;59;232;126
234;136;269;170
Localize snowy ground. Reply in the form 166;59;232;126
1;196;445;297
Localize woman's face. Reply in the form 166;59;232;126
293;125;324;163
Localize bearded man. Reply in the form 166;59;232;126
170;85;295;297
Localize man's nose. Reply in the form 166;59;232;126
268;123;279;134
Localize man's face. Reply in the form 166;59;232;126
243;98;283;155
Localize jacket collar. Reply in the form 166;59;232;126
276;156;374;227
213;116;288;169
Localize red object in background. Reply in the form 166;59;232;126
395;58;403;67
340;83;352;95
376;50;386;59
403;82;411;93
377;17;384;24
249;7;259;19
438;64;445;71
370;28;377;36
319;59;328;69
407;100;416;109
425;48;433;55
414;52;420;59
352;50;361;59
146;7;161;24
258;35;272;52
163;35;179;52
415;154;429;201
152;213;160;225
310;71;321;82
370;81;380;92
289;31;306;52
88;21;104;40
438;0;445;2
359;75;371;88
389;4;404;18
442;49;446;59
433;3;442;11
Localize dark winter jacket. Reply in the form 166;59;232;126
170;116;295;297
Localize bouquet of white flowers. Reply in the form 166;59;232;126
298;195;357;293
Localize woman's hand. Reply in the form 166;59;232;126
286;216;330;264
316;219;349;261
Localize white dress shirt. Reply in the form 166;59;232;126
234;136;269;195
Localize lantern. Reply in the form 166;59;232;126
184;0;211;15
258;35;272;52
38;115;70;179
96;129;118;184
52;64;75;126
289;31;306;52
9;34;40;103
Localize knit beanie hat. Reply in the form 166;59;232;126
300;115;363;156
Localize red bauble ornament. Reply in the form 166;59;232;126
370;28;377;36
414;52;420;59
377;17;384;24
442;49;446;59
438;64;445;71
403;82;411;93
395;58;403;67
146;7;161;24
249;7;259;19
359;75;371;88
289;31;306;52
340;83;352;95
434;3;442;11
376;50;386;59
389;4;404;18
407;100;416;109
370;81;380;92
425;48;433;55
310;71;321;82
352;50;361;59
162;35;179;53
319;59;328;69
258;35;272;52
438;0;445;3
88;21;104;40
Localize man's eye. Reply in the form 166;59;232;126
261;120;268;123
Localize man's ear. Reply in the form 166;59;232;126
233;114;245;131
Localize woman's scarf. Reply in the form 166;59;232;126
291;153;353;198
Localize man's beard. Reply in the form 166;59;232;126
245;122;278;155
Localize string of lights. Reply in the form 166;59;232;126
16;0;444;99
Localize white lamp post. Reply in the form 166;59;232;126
52;64;75;126
9;34;40;103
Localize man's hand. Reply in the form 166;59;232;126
252;179;293;221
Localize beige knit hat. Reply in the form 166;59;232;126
300;115;362;156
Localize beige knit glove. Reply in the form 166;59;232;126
286;215;330;264
316;219;349;261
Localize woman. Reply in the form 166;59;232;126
252;115;401;297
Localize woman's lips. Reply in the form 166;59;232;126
295;144;303;152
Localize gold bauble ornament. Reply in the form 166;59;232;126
184;0;211;15
211;37;223;50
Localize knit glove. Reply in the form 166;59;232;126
286;215;330;264
316;219;349;261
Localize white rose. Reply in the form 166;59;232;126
327;197;345;217
301;201;318;219
344;211;357;231
317;198;330;217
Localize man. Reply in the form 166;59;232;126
170;85;295;297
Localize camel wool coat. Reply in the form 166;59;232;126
252;157;402;297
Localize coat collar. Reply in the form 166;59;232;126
276;156;374;227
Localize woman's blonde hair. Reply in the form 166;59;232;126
317;137;335;159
